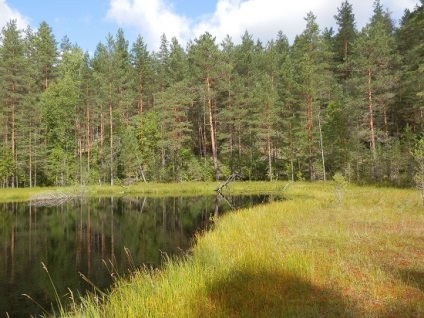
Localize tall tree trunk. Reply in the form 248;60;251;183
318;107;326;181
381;99;388;138
207;76;219;180
306;94;314;180
86;84;91;172
138;79;143;114
289;120;294;181
109;102;114;186
267;131;272;181
368;69;376;160
344;37;349;81
11;83;16;188
29;130;32;188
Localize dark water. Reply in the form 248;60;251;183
0;194;278;317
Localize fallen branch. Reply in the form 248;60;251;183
215;172;239;192
29;187;87;207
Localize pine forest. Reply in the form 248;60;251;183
0;0;423;188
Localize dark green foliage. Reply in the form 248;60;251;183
0;1;422;186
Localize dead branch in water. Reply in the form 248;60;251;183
215;172;240;192
29;187;88;207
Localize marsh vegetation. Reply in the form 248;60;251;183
54;182;423;317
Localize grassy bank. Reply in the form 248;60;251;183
0;181;286;203
3;182;423;317
56;182;424;318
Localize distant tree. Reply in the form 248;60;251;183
333;0;357;85
33;21;58;91
91;30;133;185
216;35;238;174
39;74;79;185
292;12;334;180
19;26;45;187
412;136;424;205
155;81;193;181
348;1;400;179
396;2;424;131
131;36;154;114
232;31;262;179
252;72;279;180
0;20;27;187
118;124;144;182
188;32;223;180
135;111;160;180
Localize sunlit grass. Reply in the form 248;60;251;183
55;182;424;318
0;181;287;202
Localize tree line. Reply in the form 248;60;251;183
0;0;423;187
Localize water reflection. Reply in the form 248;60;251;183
0;194;280;317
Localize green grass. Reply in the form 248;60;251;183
55;182;424;318
0;181;285;202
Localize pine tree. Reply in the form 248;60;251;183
0;20;27;187
188;32;223;180
333;0;357;85
39;73;79;185
155;81;193;181
396;2;424;131
252;72;279;180
131;36;154;114
33;21;58;91
216;35;238;174
231;31;262;179
91;40;114;184
91;30;134;185
348;1;400;178
292;12;334;180
19;26;42;187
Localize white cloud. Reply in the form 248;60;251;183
106;0;191;49
0;0;30;31
106;0;420;50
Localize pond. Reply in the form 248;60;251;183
0;193;279;317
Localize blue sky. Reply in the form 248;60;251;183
0;0;420;54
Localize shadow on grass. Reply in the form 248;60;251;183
382;268;424;318
396;268;424;293
199;269;358;318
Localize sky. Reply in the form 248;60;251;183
0;0;420;54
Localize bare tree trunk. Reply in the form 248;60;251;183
138;79;143;114
368;69;376;160
109;102;114;186
267;131;273;181
207;76;219;180
381;99;388;138
306;94;314;180
11;83;16;188
318;107;326;181
29;130;32;188
86;84;91;172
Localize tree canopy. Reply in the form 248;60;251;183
0;1;423;187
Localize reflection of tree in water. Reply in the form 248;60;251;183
0;195;271;317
